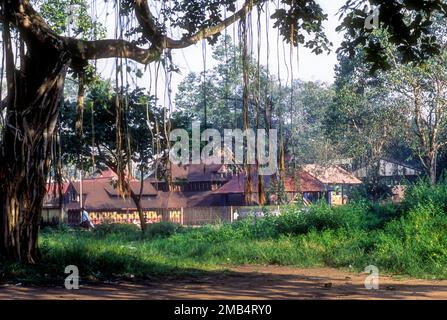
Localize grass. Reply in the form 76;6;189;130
1;181;447;284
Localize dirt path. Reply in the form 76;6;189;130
1;266;446;300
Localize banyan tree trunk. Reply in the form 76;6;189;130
0;39;70;263
130;190;148;234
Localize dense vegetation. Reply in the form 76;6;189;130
1;181;446;284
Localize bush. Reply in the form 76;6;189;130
402;180;447;212
145;221;183;238
275;202;366;236
373;202;447;277
362;201;402;230
94;222;141;238
350;181;393;202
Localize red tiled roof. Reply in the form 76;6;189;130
302;164;362;185
71;178;158;211
213;172;275;194
213;174;246;194
43;182;71;208
49;164;362;212
146;191;224;208
103;181;158;196
149;164;230;183
91;168;118;178
68;177;223;210
45;182;70;195
284;171;324;193
214;170;325;194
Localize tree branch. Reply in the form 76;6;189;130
134;0;262;50
64;38;160;65
134;0;165;47
166;0;261;49
7;0;261;67
6;0;160;66
413;85;428;149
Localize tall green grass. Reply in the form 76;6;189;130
1;181;446;284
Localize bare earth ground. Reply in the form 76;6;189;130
0;266;446;300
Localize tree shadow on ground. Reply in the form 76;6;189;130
1;264;446;300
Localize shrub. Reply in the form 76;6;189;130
145;221;183;238
275;202;366;236
94;223;141;239
362;201;402;230
373;202;447;277
402;180;447;212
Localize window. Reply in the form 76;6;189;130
69;191;77;202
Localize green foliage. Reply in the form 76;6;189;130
274;202;365;235
39;0;106;39
146;222;183;239
372;202;447;277
60;80;164;175
173;35;269;131
92;221;183;240
362;201;401;230
338;0;447;71
327;41;404;165
94;223;141;238
402;180;447;212
3;183;447;284
330;26;447;183
349;181;393;202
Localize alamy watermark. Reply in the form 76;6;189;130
169;121;278;176
64;265;79;290
364;265;379;290
364;5;380;30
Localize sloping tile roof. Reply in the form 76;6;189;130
103;181;158;196
49;164;362;212
147;191;225;208
92;168;118;178
45;181;70;195
214;170;324;194
71;178;159;211
213;172;269;194
43;182;71;208
149;164;230;183
302;164;362;185
68;177;225;210
284;171;325;193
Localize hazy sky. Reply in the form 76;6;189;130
0;1;347;106
162;0;346;108
91;0;348;110
174;0;345;82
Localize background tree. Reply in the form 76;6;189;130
338;0;447;71
330;20;447;185
326;43;403;172
174;35;272;132
285;80;336;165
60;80;169;232
175;36;339;204
385;52;447;184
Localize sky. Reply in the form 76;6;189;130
166;0;346;108
92;0;347;110
172;0;345;83
0;0;347;107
